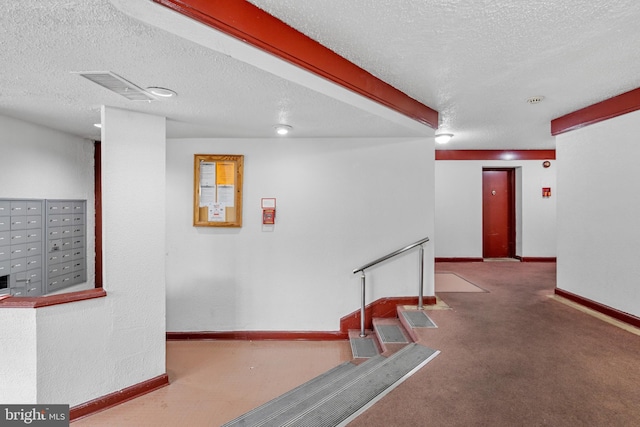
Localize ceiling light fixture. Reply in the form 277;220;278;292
93;123;102;128
147;87;177;98
435;133;453;144
275;124;292;135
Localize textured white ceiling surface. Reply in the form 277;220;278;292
2;0;640;148
248;0;640;149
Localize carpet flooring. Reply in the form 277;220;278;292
349;262;640;427
435;272;487;292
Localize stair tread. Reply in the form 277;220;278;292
349;334;380;358
399;308;437;328
374;322;410;344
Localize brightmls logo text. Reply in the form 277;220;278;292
0;405;69;426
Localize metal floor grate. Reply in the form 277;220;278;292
401;310;437;328
350;336;379;358
376;324;409;343
222;343;439;427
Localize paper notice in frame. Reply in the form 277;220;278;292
199;186;217;207
207;203;226;222
200;162;216;186
217;185;235;207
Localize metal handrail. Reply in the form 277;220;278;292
352;237;430;274
352;236;430;337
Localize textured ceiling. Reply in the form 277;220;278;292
2;0;640;149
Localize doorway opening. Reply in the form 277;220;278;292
482;168;516;259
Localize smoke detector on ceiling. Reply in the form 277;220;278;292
526;96;545;105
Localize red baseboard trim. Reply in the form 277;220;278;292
516;257;557;263
340;296;436;333
168;297;437;341
70;374;169;421
435;257;483;263
551;87;640;135
152;0;438;128
436;150;555;161
166;331;348;341
0;288;107;309
555;288;640;329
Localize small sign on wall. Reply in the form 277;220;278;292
261;198;276;225
542;187;551;198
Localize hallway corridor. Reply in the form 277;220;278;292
74;262;640;426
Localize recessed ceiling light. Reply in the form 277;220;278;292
435;133;453;144
526;96;545;104
275;124;292;135
93;123;102;128
147;87;177;98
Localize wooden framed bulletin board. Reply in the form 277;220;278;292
193;154;244;227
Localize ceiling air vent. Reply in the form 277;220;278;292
74;71;156;101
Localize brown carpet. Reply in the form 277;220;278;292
349;262;640;427
435;272;487;292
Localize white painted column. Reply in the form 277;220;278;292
99;106;167;384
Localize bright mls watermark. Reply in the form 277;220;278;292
0;405;69;426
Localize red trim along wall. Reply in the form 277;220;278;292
515;257;557;263
436;150;555;161
94;141;103;288
555;288;640;329
435;257;483;263
0;289;106;308
340;296;436;333
551;87;640;135
70;374;169;421
167;331;348;341
152;0;437;128
166;296;437;341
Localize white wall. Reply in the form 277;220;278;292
0;114;95;403
166;137;434;332
557;110;640;318
435;159;556;258
0;110;167;406
0;114;96;292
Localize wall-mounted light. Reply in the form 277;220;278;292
435;133;453;144
275;124;292;135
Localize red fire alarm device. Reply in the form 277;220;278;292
542;187;551;198
262;209;275;224
261;198;276;225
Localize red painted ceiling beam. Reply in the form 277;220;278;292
551;87;640;135
435;150;555;161
153;0;438;128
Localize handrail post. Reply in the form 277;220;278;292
418;244;424;310
360;272;366;337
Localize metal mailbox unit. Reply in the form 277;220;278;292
0;198;86;297
45;200;86;294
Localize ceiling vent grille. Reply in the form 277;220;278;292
74;71;156;101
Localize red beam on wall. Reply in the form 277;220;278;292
435;150;555;161
551;87;640;135
153;0;438;128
